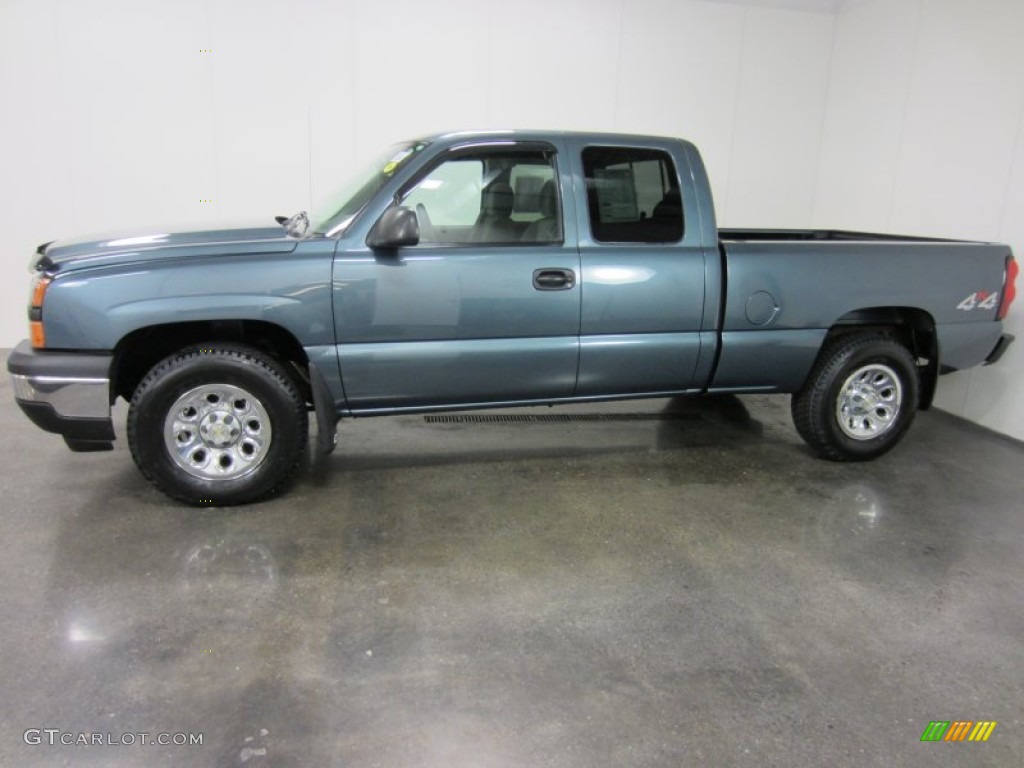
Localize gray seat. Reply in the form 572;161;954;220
474;182;517;243
523;180;559;243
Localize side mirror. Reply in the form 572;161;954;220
366;206;420;249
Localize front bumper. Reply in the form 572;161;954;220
7;340;115;451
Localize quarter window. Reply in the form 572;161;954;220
402;149;562;245
582;146;684;244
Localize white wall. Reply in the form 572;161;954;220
814;0;1024;439
0;0;834;345
5;0;1020;440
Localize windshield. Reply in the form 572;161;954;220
312;141;429;236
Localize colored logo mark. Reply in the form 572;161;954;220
920;721;997;742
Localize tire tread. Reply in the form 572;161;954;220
126;344;307;505
791;333;917;462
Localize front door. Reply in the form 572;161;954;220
333;141;581;411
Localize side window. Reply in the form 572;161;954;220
401;149;562;245
582;146;684;244
403;159;483;230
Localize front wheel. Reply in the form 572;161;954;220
791;334;919;461
127;345;308;505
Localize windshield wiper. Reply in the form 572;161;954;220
274;211;309;238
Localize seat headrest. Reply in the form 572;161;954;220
537;180;557;218
482;182;514;216
653;189;682;220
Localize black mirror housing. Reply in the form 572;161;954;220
367;206;420;249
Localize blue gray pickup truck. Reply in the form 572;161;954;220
7;130;1018;504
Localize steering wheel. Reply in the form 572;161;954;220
415;203;435;242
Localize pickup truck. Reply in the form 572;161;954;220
7;130;1017;504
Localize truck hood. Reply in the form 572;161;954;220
36;219;300;273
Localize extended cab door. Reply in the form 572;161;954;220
333;140;581;410
566;138;708;396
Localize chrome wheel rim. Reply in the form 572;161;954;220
836;364;903;440
164;384;272;481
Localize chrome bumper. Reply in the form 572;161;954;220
11;372;110;419
7;341;115;450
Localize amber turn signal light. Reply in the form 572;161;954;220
29;276;51;348
31;275;51;308
30;321;45;348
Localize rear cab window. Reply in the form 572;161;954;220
582;146;684;244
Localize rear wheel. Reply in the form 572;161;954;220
792;333;919;461
127;345;307;505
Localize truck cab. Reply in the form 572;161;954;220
319;133;715;411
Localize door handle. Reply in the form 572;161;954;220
533;268;576;291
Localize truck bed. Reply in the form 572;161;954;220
719;228;965;243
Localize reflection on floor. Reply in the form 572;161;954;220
1;378;1022;767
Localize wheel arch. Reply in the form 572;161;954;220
814;306;938;410
111;320;312;405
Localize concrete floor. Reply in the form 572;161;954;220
1;360;1022;767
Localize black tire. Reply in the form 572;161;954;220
791;333;919;461
127;344;308;505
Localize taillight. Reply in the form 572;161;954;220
29;275;51;348
997;255;1017;321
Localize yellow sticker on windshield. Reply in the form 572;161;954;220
383;148;415;176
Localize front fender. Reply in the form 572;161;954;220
41;242;336;350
